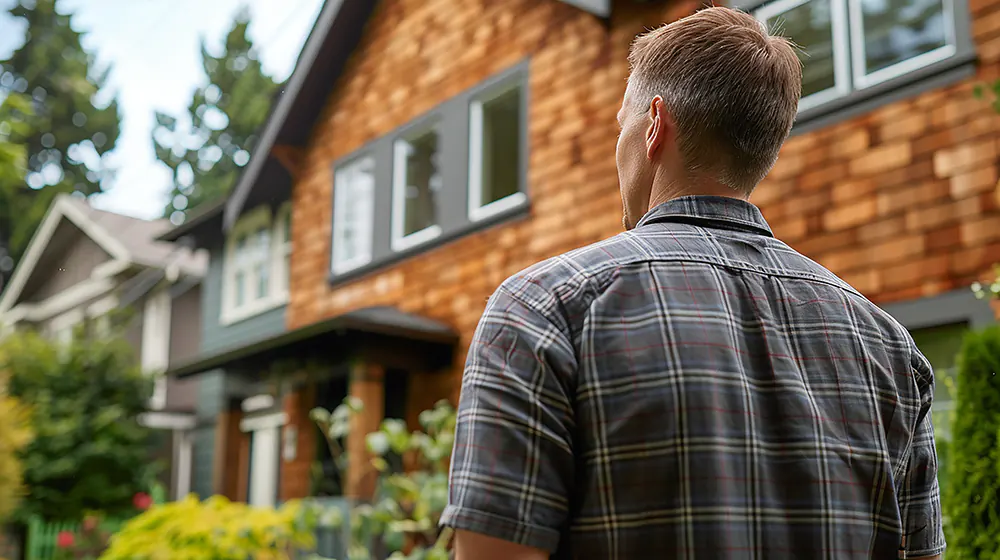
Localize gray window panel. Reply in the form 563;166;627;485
881;289;995;442
733;0;974;131
328;60;530;286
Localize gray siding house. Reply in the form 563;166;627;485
0;193;208;499
158;196;293;504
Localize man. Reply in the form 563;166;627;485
440;6;944;560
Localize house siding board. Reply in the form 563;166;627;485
25;222;113;303
200;240;287;356
169;285;203;366
190;369;228;497
289;0;1000;435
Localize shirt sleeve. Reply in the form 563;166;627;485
440;277;577;553
898;352;946;559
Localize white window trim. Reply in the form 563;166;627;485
847;0;957;89
221;205;289;325
175;429;193;500
87;295;118;339
141;289;171;411
755;0;852;113
391;124;443;252
755;0;958;112
47;308;84;346
467;83;527;223
331;156;376;275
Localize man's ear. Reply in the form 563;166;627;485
646;96;667;160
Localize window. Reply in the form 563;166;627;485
909;321;965;440
469;82;525;221
273;204;292;297
754;0;960;114
142;289;171;410
332;156;375;274
46;308;83;346
222;204;290;324
392;125;443;251
327;62;530;284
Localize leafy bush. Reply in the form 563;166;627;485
0;372;31;522
99;495;318;560
0;330;157;521
943;325;1000;558
309;399;455;560
54;513;119;560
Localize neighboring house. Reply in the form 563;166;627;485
167;0;999;504
0;193;208;500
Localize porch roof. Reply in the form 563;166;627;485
166;306;459;378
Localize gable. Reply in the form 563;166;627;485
223;0;614;230
18;221;115;305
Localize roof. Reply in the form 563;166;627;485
68;198;207;276
156;197;225;243
222;0;612;231
166;306;459;378
0;194;208;313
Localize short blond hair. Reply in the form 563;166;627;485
627;6;802;195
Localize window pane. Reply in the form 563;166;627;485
763;0;837;99
234;270;246;307
398;129;441;237
333;157;374;270
858;0;948;76
910;321;968;441
235;236;248;266
478;87;521;206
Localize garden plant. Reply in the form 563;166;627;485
308;397;456;560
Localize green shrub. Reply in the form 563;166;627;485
0;375;31;522
943;325;1000;558
0;330;157;522
99;495;317;560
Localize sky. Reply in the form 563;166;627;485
0;0;325;220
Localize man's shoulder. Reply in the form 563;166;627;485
503;233;640;291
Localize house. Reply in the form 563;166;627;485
0;193;208;500
168;0;999;504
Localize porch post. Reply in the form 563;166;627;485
346;361;384;499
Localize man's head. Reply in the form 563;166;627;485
616;6;802;229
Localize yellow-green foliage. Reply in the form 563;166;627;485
0;377;32;522
99;495;317;560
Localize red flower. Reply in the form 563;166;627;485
56;531;74;549
82;516;98;532
132;491;153;510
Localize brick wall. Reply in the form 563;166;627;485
290;0;1000;391
279;386;316;501
289;0;699;390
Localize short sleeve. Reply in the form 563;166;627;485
440;279;577;553
898;352;946;559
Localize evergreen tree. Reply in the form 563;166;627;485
0;94;32;289
153;8;280;224
0;0;121;267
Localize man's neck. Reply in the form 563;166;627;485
647;179;746;211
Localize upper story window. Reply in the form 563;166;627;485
469;81;525;221
392;124;443;251
222;204;290;325
752;0;969;119
328;62;529;284
332;156;376;275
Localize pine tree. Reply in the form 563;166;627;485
153;8;280;224
0;0;121;269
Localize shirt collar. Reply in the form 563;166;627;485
635;195;774;238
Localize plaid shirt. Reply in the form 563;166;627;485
441;195;944;559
